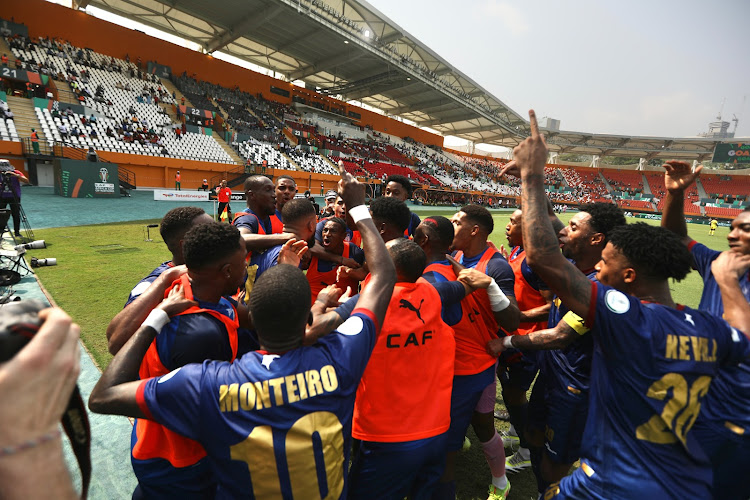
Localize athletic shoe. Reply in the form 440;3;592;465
505;450;531;473
461;435;471;451
487;481;511;500
500;430;519;449
494;409;510;421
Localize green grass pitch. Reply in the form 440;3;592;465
30;209;732;499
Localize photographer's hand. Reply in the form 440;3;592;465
0;308;80;500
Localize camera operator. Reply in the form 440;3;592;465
0;308;81;500
0;163;29;238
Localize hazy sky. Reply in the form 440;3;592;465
367;0;750;139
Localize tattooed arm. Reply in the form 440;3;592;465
487;321;580;356
516;110;593;320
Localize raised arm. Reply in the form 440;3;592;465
337;163;395;327
517;110;592;320
12;169;29;185
499;159;564;234
661;160;702;244
106;264;186;354
712;250;750;336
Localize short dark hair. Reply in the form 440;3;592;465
579;203;626;243
370;197;411;233
276;174;296;186
182;222;242;270
249;264;310;349
389;239;426;282
160;206;207;250
421;216;454;249
608;223;691;281
460;204;494;234
281;198;316;225
326;217;347;233
385;174;413;198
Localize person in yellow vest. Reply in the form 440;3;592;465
709;218;719;235
175;171;181;191
30;128;40;154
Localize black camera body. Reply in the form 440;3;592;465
0;300;45;362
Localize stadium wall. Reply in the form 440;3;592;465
6;0;443;149
0;141;28;176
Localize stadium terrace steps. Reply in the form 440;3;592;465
55;86;80;107
6;95;45;143
212;134;244;165
641;173;652;195
323;155;339;171
160;79;193;109
0;37;13;63
157;101;178;121
694;178;708;199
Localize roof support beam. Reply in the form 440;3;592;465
390;98;451;114
289;51;366;80
448;123;502;134
344;79;413;101
379;31;403;44
205;4;284;53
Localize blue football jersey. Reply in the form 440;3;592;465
689;241;750;434
539;268;597;392
249;244;282;281
565;283;750;499
124;261;173;307
234;208;272;234
138;310;378;500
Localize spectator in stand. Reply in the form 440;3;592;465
30;129;40;154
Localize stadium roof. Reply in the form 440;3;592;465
76;0;744;161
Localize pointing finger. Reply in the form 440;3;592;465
529;109;539;138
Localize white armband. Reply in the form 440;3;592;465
487;280;511;312
503;335;514;349
141;309;170;333
348;205;371;223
